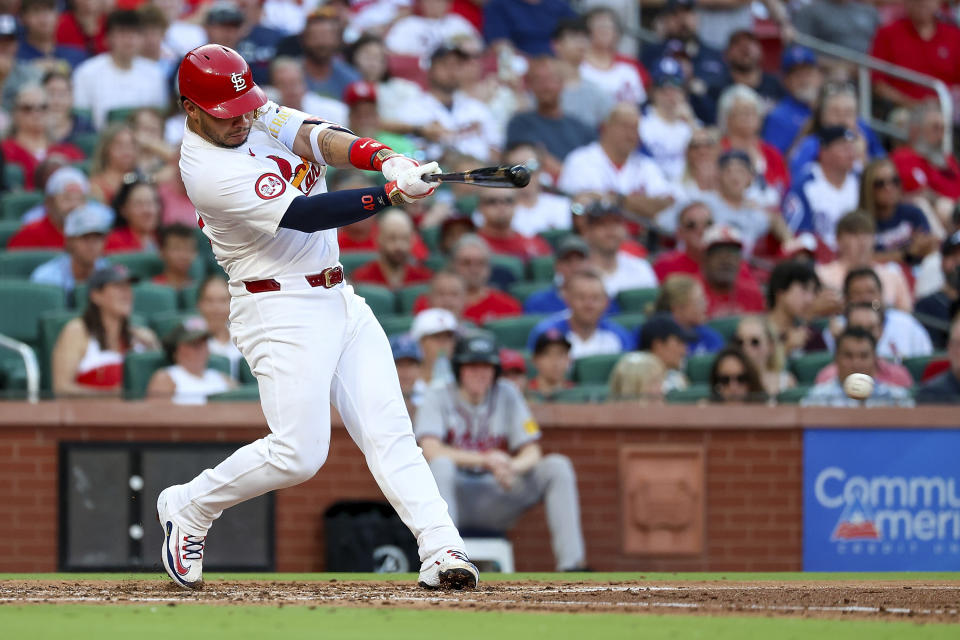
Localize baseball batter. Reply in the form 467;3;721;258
156;45;478;591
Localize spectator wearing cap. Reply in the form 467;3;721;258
442;234;522;325
352;209;434;289
499;348;528;393
653;274;724;355
7;166;91;250
766;260;827;356
580;202;658;298
152;224;197;290
529;329;573;399
475;190;552;262
71;10;168;130
549;18;613;131
640;57;699;183
204;2;247;60
297;8;362;100
699;225;765;318
390;334;423;401
1;85;85;191
559;103;679;221
638;313;692;393
699;149;788;255
409;307;459;404
525;235;618;315
52;265;159;398
230;0;286;86
384;0;480;57
55;0;107;56
816;211;913;312
915;232;960;349
146;319;234;404
889;102;960;213
31;204;112;303
579;7;648;107
504;143;572;238
17;0;87;69
483;0;576;56
528;268;634;360
762;46;824;154
869;0;960;110
783;126;860;252
916;316;960;404
505;56;596;171
714;30;784;110
793;0;878;56
802;327;913;407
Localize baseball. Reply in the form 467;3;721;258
843;373;874;400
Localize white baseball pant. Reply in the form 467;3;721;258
161;276;464;562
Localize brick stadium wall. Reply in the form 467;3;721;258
1;403;956;573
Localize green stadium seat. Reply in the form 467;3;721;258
420;225;440;252
37;310;79;391
0;280;65;345
208;354;231;377
706;315;742;340
617;287;659;313
107;252;165;280
3;164;24;190
239;358;256;384
0;249;59;278
0;191;43;221
73;159;93;176
149;311;201;341
132;283;178;316
340;251;377;277
789;352;834;385
106;107;138;124
209;384;261;402
395;283;429;313
685;354;715;384
551;383;609;403
508;281;548;304
179;282;200;310
0;219;21;248
777;385;811;404
379;314;414;337
483;314;546;350
353;284;395;317
529;255;555;282
666;384;711;404
903;353;947;383
72;132;100;157
423;254;447;272
537;229;572;251
125;351;231;400
0;348;29;397
490;254;525;282
609;312;646;332
571;353;621;384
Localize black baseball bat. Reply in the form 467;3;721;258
422;164;531;189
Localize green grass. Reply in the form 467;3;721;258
0;605;956;640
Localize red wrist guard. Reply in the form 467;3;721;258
348;137;397;171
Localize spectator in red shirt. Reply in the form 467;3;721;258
1;85;85;191
653;200;755;282
441;234;522;325
475;190;552;261
869;0;960;108
890;102;960;219
152;223;196;289
413;270;469;321
7;166;89;250
56;0;108;56
104;173;161;253
351;210;433;289
699;225;765;319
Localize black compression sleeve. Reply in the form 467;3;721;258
278;186;390;233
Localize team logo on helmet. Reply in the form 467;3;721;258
230;72;247;92
255;173;286;199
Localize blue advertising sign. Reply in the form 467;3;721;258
804;429;960;571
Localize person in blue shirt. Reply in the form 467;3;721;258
859;157;937;264
31;204;111;306
233;0;286;86
483;0;576;56
17;0;87;69
787;80;884;179
648;274;724;356
524;235;620;315
527;269;634;359
762;45;823;154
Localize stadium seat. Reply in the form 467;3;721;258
617;288;659;313
789;352;833;385
0;191;43;221
3;163;24;190
483;314;547;350
0;219;21;248
106;107;137;124
537;229;571;251
395;284;429;313
133;283;179;316
609;312;646;332
72;132;99;158
353;284;395;317
665;384;711;404
777;385;810;404
125;351;231;400
572;353;621;384
208;354;231;377
490;254;525;282
149;311;200;340
0;249;58;278
903;353;946;383
37;310;79;390
0;347;29;396
107;252;165;280
387;53;428;87
551;384;609;403
209;384;261;402
685;354;715;384
179;282;200;309
379;314;413;337
340;251;377;277
423;254;447;272
239;358;256;385
0;280;65;345
706;315;741;340
420;225;440;252
508;281;547;304
529;256;555;282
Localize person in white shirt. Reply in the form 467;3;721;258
559;103;679;221
581;201;658;297
579;7;646;105
549;17;613;131
384;0;480;57
72;10;169;130
267;57;348;125
154;0;208;58
147;320;234;404
503;143;572;237
195;275;244;380
640;57;697;183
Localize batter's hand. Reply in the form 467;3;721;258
386;162;441;205
381;154;420;181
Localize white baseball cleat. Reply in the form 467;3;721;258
157;487;205;590
418;549;479;590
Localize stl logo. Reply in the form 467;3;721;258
255;173;286;199
230;72;247;92
830;486;881;541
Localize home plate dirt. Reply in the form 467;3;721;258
2;580;959;622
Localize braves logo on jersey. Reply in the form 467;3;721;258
266;154;323;195
255;173;286;199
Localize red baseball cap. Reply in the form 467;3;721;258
343;81;377;107
499;348;527;374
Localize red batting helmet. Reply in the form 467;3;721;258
178;44;267;119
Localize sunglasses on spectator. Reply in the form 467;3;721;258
872;176;901;189
689;139;716;149
17;103;48;112
481;197;515;206
733;336;762;348
717;373;749;386
681;218;714;230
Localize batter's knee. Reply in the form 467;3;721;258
270;439;329;485
539;453;577;482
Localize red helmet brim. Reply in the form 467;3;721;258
197;84;268;119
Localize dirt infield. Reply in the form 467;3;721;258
2;579;959;622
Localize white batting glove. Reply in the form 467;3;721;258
386;162;441;205
381;154;420;182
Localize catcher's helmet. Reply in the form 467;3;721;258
178;44;267;119
452;332;501;381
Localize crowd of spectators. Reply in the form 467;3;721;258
2;0;960;407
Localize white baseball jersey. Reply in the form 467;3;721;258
558;142;680;200
579;60;646;105
639;106;693;183
179;101;337;283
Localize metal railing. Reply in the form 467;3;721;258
0;334;40;403
626;24;953;156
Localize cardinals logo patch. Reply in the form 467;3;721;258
255;173;286;199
